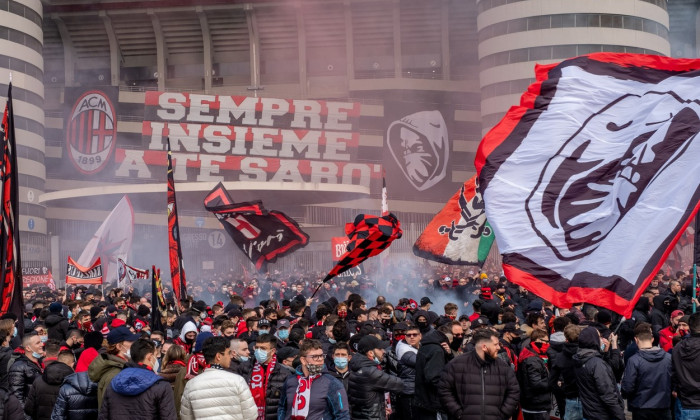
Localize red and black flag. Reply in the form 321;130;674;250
322;213;402;283
151;265;165;333
0;83;23;321
167;138;187;304
477;53;700;317
203;182;309;271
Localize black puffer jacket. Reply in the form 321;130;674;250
573;348;625;420
517;344;551;412
50;371;98;420
348;353;404;420
8;354;42;408
415;329;452;411
25;362;74;420
0;346;13;389
45;314;70;342
437;350;520;420
672;334;700;409
237;358;292;420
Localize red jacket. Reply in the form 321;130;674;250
659;325;678;351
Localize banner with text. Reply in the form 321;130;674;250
112;93;381;187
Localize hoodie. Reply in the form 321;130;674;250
174;321;198;354
621;347;671;410
99;366;177;420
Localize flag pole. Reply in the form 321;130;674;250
693;214;699;313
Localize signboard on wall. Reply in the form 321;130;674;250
110;92;382;188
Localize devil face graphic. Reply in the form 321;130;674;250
387;110;449;191
526;91;700;261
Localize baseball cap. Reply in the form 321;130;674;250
502;322;522;335
106;326;140;345
393;322;409;332
277;319;291;329
357;335;390;354
420;297;433;306
671;310;685;319
472;317;490;328
258;319;271;328
277;346;299;361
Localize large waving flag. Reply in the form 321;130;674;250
413;175;494;266
117;259;149;288
203;182;309;270
322;213;402;283
77;195;133;285
477;53;700;317
0;84;23;321
167;138;187;304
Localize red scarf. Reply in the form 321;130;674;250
291;373;320;420
186;353;207;379
251;354;277;420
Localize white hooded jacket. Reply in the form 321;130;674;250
180;367;257;420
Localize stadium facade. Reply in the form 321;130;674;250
0;0;695;284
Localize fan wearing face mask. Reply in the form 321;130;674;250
516;328;552;420
278;339;349;420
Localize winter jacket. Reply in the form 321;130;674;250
25;361;74;420
278;368;350;420
45;314;70;342
573;348;625;420
437;350;520;420
621;347;671;410
328;368;350;392
395;340;418;396
7;354;42;408
548;342;579;399
180;367;257;420
658;325;679;352
414;329;453;411
87;353;127;409
672;334;700;409
99;365;176;420
50;371;98;420
75;348;99;373
158;362;186;391
650;296;670;334
0;346;13;390
237;359;291;420
347;353;404;420
0;387;24;420
517;344;551;412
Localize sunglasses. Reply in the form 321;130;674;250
405;333;420;337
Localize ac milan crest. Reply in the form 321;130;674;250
66;90;117;175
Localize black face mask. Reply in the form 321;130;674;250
185;337;195;345
416;321;429;332
449;338;462;351
223;334;235;340
511;336;522;345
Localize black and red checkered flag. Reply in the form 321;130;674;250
321;213;402;284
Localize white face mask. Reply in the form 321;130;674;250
125;349;131;359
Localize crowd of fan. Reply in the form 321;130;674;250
0;267;697;420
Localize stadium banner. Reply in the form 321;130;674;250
112;93;383;187
476;53;700;317
382;97;461;202
64;87;119;176
331;237;350;262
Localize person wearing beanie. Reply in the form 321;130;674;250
75;331;105;373
46;303;70;342
573;327;625;420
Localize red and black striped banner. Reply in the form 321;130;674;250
167;138;188;304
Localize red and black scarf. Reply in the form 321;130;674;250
251;354;277;420
291;373;320;420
